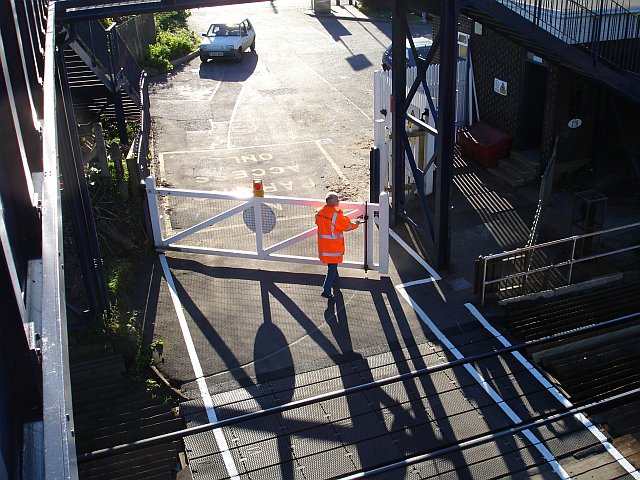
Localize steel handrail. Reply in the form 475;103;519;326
483;243;640;285
478;221;640;303
496;0;640;72
483;221;640;260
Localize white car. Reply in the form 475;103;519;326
381;36;433;70
199;18;256;63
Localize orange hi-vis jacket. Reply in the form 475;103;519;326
315;204;359;264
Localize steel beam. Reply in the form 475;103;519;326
434;0;459;270
41;3;79;478
57;0;269;22
391;0;407;226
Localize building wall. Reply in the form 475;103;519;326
430;12;603;167
544;67;598;165
469;25;525;144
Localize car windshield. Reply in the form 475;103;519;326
406;45;430;65
383;42;430;66
206;24;241;37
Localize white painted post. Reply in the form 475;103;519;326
145;176;164;248
378;192;389;274
254;197;264;257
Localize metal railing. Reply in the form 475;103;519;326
497;0;640;73
109;25;142;106
73;19;143;108
136;71;151;179
74;19;112;75
475;221;640;304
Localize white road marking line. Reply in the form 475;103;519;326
395;285;571;479
208;80;222;102
389;228;441;280
159;254;240;480
395;278;435;289
315;139;348;182
465;303;640;479
227;83;245;149
159;151;167;182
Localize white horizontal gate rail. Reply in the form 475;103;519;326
146;177;389;273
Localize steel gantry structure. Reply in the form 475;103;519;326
390;0;459;270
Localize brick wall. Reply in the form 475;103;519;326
470;26;524;143
430;15;473;64
546;69;598;165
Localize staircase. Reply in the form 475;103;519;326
71;350;185;480
488;149;542;186
460;0;640;104
64;19;142;121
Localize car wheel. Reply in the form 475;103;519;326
250;39;255;52
236;48;243;62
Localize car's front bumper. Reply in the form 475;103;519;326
200;48;237;59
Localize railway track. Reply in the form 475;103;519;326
500;281;640;478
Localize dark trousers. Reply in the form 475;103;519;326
322;263;338;295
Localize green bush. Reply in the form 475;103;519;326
155;11;191;32
103;307;141;365
358;0;391;13
146;29;198;72
107;259;133;303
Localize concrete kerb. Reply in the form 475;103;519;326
145;50;199;77
171;50;199;68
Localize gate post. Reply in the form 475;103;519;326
254;197;264;257
378;192;390;274
145;176;163;248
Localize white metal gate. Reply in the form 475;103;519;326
146;177;389;273
373;61;469;196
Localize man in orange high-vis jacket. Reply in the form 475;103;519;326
315;192;362;299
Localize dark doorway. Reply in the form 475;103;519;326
518;61;548;149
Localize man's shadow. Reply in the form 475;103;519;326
324;291;412;477
253;320;295;479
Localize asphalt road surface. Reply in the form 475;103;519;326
149;0;431;201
